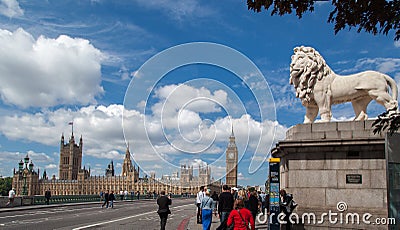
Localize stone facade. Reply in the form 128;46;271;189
12;133;221;196
12;155;40;196
180;164;211;189
272;120;389;229
59;133;83;180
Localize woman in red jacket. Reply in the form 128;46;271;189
227;199;255;230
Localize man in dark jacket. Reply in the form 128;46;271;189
157;190;172;230
217;185;234;228
248;191;260;222
280;189;297;230
101;190;109;208
109;191;115;208
45;188;51;205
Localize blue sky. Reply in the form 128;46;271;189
0;0;399;187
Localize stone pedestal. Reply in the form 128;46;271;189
271;120;392;229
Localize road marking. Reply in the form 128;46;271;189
72;203;192;230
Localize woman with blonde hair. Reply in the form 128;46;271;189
201;190;216;230
227;199;255;230
237;189;246;200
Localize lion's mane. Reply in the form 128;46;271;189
289;46;332;105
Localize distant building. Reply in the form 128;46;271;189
12;132;220;196
12;154;40;196
180;164;211;189
59;133;83;180
105;161;115;177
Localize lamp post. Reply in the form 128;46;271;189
22;154;30;196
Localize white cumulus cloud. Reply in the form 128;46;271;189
0;28;104;108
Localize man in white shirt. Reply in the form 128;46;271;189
6;188;16;207
196;186;205;224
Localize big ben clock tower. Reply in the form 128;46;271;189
226;126;238;187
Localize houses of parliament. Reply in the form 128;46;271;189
12;128;239;196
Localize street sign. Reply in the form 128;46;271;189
268;158;280;230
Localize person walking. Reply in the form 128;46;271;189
157;190;171;230
109;191;115;208
101;190;109;208
196;186;205;224
211;191;219;208
217;185;234;230
5;188;16;207
279;189;297;230
259;191;266;215
247;191;260;223
45;188;51;205
100;191;104;202
201;190;216;230
227;199;255;230
119;190;124;201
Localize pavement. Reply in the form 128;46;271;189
185;215;220;230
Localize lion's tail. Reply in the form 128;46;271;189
383;73;398;100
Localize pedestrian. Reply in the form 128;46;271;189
45;188;51;205
5;188;16;207
211;191;219;207
137;190;140;200
279;189;297;230
124;190;128;200
265;192;270;215
101;190;109;208
130;190;134;200
157;190;171;230
247;191;260;222
216;185;234;230
259;191;266;215
237;189;246;201
231;188;238;200
201;190;217;230
119;190;124;201
211;191;218;202
100;190;104;202
196;186;206;224
109;191;115;208
227;199;255;230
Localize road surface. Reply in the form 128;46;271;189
0;198;195;230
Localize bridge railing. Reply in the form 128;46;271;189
1;194;195;207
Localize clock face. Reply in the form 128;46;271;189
228;152;234;159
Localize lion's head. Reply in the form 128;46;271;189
289;46;332;105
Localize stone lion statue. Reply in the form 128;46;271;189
290;46;398;123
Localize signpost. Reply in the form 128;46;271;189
268;158;280;230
